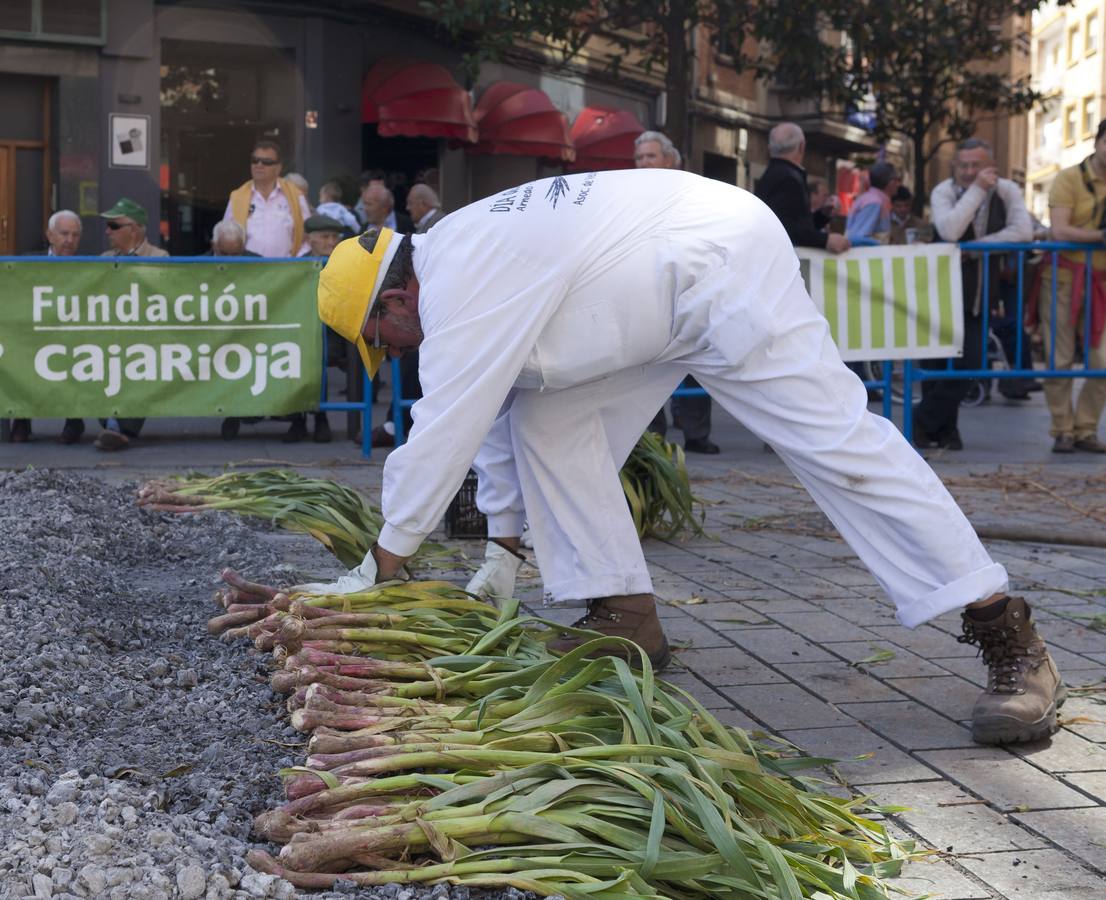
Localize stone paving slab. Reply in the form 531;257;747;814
954;848;1105;897
1012;807;1106;873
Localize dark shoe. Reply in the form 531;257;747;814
313;413;332;444
547;594;671;669
911;416;939;449
684;438;720;455
282;415;307;444
10;419;30;443
939;430;963;451
221;417;240;440
1073;436;1106;454
94;429;130;451
371;425;395;448
59;419;84;444
958;597;1066;745
999;379;1032;400
1052;434;1075;454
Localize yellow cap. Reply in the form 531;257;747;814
317;228;397;377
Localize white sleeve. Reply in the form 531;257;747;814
978;181;1033;244
222;199;234;222
377;249;569;557
930;182;985;242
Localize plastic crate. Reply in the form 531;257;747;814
444;469;487;539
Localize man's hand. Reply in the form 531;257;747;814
372;544;411;581
465;540;523;602
826;233;851;254
973;167;999;192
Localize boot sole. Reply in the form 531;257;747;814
972;684;1068;745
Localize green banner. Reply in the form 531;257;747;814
0;259;323;418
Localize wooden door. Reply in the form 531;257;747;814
0;145;14;255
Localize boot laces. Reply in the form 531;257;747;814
957;619;1037;694
571;602;621;629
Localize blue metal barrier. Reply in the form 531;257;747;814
901;241;1106;443
319;327;374;458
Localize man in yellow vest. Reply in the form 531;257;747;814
222;140;309;258
221;140;310;440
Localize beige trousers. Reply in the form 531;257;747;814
1039;268;1106;439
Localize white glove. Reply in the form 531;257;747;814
465;541;523;601
293;548;379;594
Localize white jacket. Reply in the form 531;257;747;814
378;169;795;556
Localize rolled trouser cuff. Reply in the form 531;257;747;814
544;573;654;605
896;563;1009;629
486;510;525;539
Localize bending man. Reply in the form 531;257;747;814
315;169;1064;746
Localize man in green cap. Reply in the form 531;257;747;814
100;197;168;258
94;198;167;450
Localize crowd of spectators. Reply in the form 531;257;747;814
8;121;1106;456
6;137;444;451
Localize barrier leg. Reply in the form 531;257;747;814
902;361;915;444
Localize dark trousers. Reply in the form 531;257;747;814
914;310;982;440
648;376;711;441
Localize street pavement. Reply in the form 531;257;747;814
4;387;1106;898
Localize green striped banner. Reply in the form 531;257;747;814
796;244;963;362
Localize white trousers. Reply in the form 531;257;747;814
473;271;1008;628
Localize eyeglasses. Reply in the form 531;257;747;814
105;221;135;231
250;156;280;166
372;305;385;351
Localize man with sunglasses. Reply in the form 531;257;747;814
100;198;168;259
222;140;310;258
311;170;1066;746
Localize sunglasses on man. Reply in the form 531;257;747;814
250;156;280;166
105;221;136;231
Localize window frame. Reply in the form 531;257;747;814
1081;95;1098;139
0;0;107;47
1063;102;1079;146
1068;22;1081;65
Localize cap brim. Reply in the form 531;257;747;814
354;334;388;378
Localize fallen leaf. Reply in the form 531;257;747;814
666;596;707;606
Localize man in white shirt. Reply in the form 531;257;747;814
221;141;310;258
918;139;1033;449
313;169;1064;746
406;184;445;234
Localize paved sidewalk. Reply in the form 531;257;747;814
4;391;1106;897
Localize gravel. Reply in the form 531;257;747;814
0;470;530;900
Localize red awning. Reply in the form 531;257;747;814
469;82;575;162
567;107;645;171
362;58;477;143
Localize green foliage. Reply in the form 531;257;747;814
753;0;1057;203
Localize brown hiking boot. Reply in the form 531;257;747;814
547;593;671;670
958;596;1066;745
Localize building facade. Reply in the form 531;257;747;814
0;0;886;257
1026;0;1105;221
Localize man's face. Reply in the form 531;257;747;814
363;280;423;359
634;140;671;169
892;198;912;219
46;217;81;255
213;235;245;256
406;193;428;222
250;148;281;186
362;188;389;226
307;230;341;257
809;183;828;211
105;217;143;253
953;147;992;188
